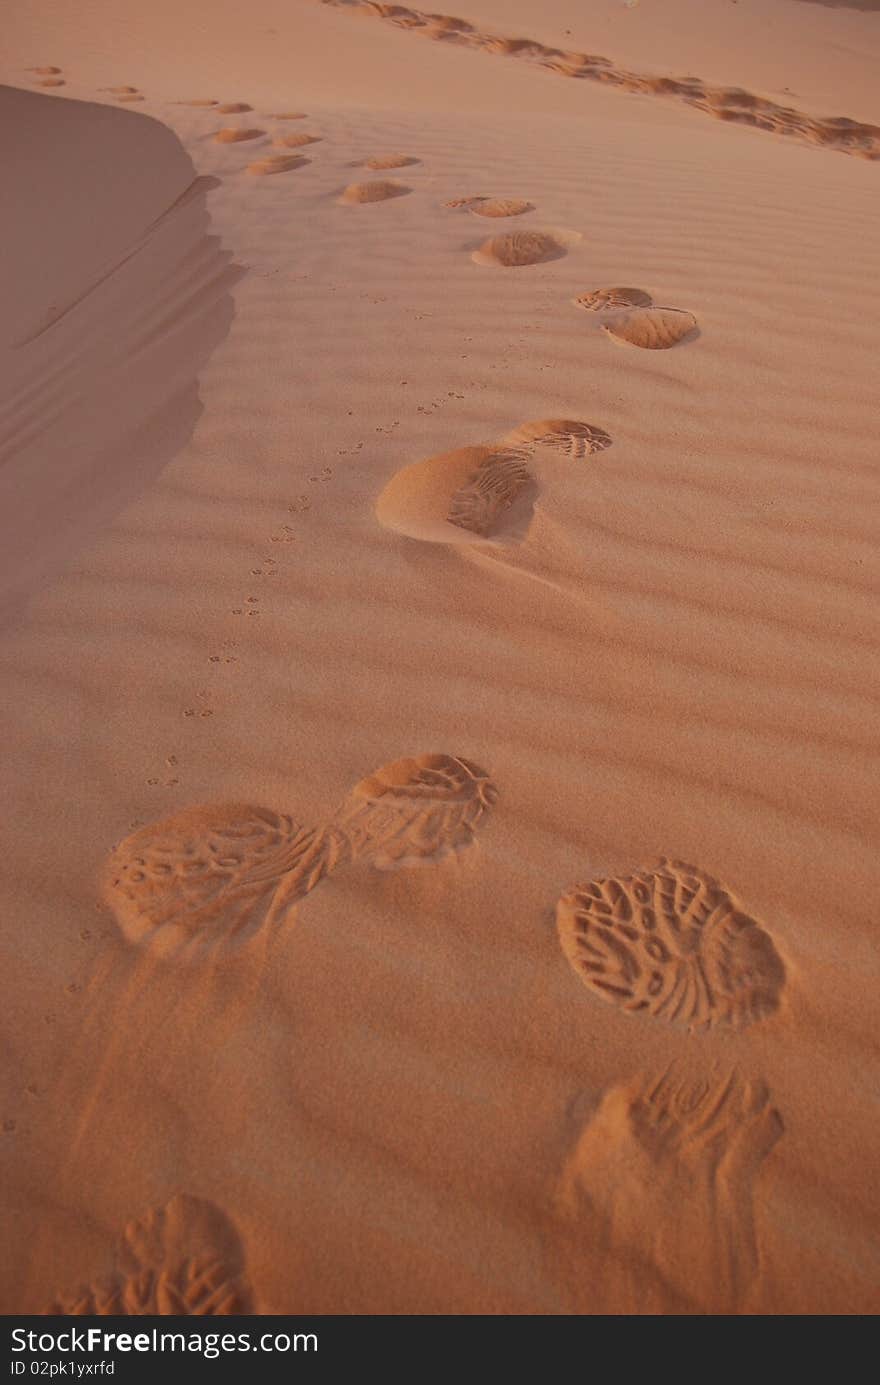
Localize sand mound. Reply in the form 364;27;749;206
340;179;411;203
603;306;698;349
471;227;577;266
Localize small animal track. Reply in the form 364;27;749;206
555;1065;783;1311
248;155;308;176
472;229;577;267
364;154;419;169
574;286;653;312
340;180;411;203
214;128;265;144
604;307;698;350
502;418;612;459
103;755;495;950
556;859;785;1031
48;1195;253;1315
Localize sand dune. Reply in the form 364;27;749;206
1;0;878;1320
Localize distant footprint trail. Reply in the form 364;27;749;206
313;1;880;158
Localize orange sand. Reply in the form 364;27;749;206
1;0;878;1316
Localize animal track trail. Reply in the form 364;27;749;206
103;755;496;952
557;859;785;1032
48;1195;253;1315
377;419;611;545
554;1065;783;1312
314;1;880;159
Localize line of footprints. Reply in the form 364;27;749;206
57;757;785;1314
23;63;697;348
27;62;772;1316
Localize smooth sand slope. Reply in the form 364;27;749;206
0;0;879;1315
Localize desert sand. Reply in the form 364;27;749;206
1;0;879;1316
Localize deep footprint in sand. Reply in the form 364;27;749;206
48;1196;253;1315
248;154;309;176
472;228;579;267
218;102;253;114
573;288;698;348
556;858;785;1031
502;418;612;459
573;286;653;312
213;127;265;144
447;197;534;218
377;420;611;544
103;755;496;951
274;132;321;148
554;1065;783;1312
364;154;419;169
340;179;411;203
605;307;698;349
